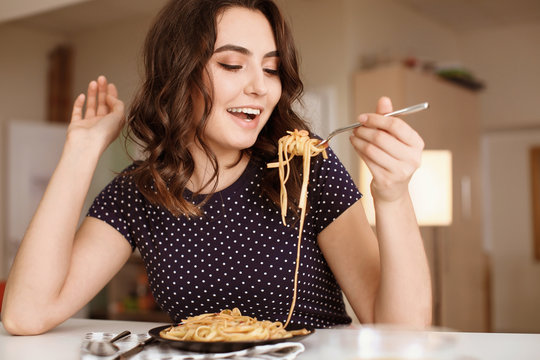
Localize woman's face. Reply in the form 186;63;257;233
199;6;282;156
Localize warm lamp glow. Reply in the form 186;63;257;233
359;150;453;226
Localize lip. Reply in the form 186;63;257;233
227;105;264;130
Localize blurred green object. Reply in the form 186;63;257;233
437;68;485;91
123;294;139;311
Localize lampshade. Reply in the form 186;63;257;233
359;150;453;226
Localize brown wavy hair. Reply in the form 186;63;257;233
127;0;309;217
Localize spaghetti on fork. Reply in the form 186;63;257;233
267;129;328;327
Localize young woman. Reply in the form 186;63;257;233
2;0;431;335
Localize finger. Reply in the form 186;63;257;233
106;94;125;114
71;93;86;122
352;123;416;163
103;94;126;132
350;134;401;174
96;75;108;116
352;134;417;189
376;96;393;115
356;114;424;149
107;83;118;99
85;80;98;118
360;154;391;185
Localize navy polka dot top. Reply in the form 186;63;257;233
88;147;362;328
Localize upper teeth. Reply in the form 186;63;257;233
228;108;261;115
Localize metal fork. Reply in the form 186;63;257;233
317;102;429;147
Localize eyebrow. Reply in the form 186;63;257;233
214;44;279;58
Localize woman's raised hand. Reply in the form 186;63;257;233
67;75;125;154
1;76;129;335
350;96;425;203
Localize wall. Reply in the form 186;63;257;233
461;23;540;131
71;15;152;108
71;15;154;214
483;130;540;332
0;0;88;23
461;23;540;332
0;24;66;278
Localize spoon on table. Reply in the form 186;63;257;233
317;102;429;148
85;330;131;356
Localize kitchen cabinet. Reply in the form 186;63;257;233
354;64;489;331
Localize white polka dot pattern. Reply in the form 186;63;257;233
88;147;362;328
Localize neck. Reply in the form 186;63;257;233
188;145;249;194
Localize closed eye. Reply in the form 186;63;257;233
218;63;242;71
264;68;279;76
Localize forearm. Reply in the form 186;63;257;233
373;194;432;327
2;141;101;330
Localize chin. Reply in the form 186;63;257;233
234;139;258;151
234;131;261;148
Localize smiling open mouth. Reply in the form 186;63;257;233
227;107;261;120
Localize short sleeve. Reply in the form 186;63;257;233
86;165;141;250
308;146;362;233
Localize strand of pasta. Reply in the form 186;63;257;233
267;130;327;327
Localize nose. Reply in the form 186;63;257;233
245;68;268;96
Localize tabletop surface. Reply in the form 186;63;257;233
1;318;540;359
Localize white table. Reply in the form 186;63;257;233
1;318;539;359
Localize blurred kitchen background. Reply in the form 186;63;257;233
0;0;539;333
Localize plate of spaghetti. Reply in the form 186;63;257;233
149;308;313;353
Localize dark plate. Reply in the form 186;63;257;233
148;324;313;353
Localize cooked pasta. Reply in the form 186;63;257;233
266;129;328;327
159;308;309;342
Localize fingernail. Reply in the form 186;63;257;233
359;114;368;123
